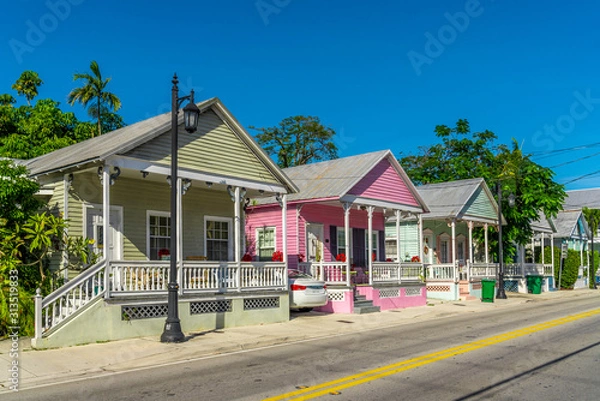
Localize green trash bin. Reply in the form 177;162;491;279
481;279;496;303
527;275;543;294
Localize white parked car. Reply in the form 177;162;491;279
288;269;328;311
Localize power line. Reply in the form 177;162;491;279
550;150;600;169
530;141;600;160
562;169;600;185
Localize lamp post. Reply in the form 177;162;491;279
496;183;508;299
161;74;200;343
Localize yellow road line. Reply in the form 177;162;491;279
264;308;600;401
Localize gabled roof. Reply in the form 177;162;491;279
531;212;556;234
253;150;428;212
416;178;501;224
553;209;589;239
564;188;600;210
23;98;297;193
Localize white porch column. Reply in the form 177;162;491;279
282;194;288;269
551;233;556;288
343;202;351;282
234;187;241;263
484;223;489;263
177;178;184;294
63;174;71;280
541;232;545;263
367;206;374;285
531;235;535;263
468;221;474;264
102;166;110;299
395;210;401;263
418;214;423;262
451;219;456;264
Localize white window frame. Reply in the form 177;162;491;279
439;233;451;264
146;210;171;261
256;226;277;261
336;227;347;258
204;216;233;261
365;230;379;261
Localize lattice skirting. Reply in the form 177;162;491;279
243;297;279;310
190;300;232;314
505;280;519;293
328;291;347;302
121;304;168;320
405;287;422;297
379;288;400;298
427;285;451;292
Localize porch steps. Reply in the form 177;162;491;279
353;295;380;314
459;281;477;301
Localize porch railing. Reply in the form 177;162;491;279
35;259;107;339
505;263;553;277
298;262;350;286
372;262;423;283
298;262;423;285
35;259;287;339
426;263;457;282
468;263;498;280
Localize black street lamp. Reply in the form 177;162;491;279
161;74;200;343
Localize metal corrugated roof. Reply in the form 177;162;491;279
24;98;217;176
564;188;600;210
252;150;426;211
282;150;389;201
553;210;587;238
417;178;486;219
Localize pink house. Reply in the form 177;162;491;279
244;150;429;313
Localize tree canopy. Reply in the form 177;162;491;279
11;70;43;106
0;69;125;159
67;60;122;137
399;119;566;260
251;115;338;168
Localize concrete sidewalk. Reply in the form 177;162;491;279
1;289;598;392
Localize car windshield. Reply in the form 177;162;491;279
288;270;313;279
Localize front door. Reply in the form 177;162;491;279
306;223;324;262
85;205;123;261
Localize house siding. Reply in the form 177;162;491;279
348;159;420;207
124;110;280;184
463;187;496;221
64;173;237;261
246;203;385;266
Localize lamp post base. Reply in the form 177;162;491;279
496;274;507;299
160;321;185;343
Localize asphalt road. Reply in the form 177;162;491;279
7;296;600;401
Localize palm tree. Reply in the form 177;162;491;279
67;61;121;137
12;70;43;106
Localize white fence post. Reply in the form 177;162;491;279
34;288;43;340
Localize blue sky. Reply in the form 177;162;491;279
2;0;600;190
